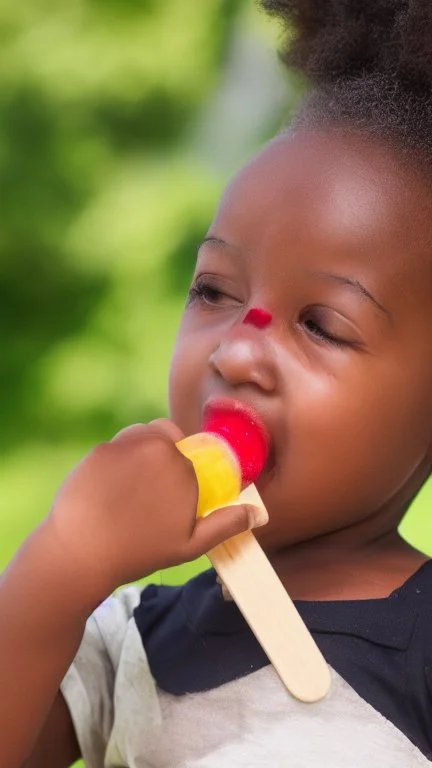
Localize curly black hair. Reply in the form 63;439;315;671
260;1;432;158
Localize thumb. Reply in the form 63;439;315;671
187;503;268;559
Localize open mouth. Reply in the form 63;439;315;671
202;398;272;487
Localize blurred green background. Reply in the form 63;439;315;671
1;0;431;640
0;2;430;765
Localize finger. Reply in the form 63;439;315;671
187;503;268;558
111;419;185;445
146;418;185;443
110;424;148;443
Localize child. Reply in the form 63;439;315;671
3;0;432;765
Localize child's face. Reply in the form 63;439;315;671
169;130;432;552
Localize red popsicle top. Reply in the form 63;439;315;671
202;401;269;487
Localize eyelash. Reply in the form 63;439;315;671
188;279;230;306
300;312;352;348
302;318;347;347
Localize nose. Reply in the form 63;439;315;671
208;325;277;393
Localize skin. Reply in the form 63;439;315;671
170;128;432;599
4;127;432;766
1;420;255;768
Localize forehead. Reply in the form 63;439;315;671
209;131;432;308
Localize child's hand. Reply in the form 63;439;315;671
47;419;259;601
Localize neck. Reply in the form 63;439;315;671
269;532;428;600
268;460;430;600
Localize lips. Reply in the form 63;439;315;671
202;399;270;487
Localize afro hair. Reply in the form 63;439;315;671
260;1;432;156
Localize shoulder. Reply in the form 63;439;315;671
61;584;151;765
133;568;269;694
134;568;227;633
402;560;432;672
397;559;432;657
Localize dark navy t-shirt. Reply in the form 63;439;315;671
134;561;432;759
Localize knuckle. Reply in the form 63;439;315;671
233;505;249;527
146;433;175;462
148;418;185;442
91;441;114;461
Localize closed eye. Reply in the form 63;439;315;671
188;282;224;305
300;307;359;349
303;318;347;347
187;277;242;308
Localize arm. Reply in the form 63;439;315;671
0;421;256;767
0;521;97;768
22;693;79;768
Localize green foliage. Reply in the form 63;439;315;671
0;0;241;452
0;0;287;571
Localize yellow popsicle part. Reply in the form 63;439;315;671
177;432;241;517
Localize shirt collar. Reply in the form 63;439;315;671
134;564;428;695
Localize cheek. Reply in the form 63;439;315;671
168;344;191;429
258;368;430;548
168;332;205;433
286;360;431;514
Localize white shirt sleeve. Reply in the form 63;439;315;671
61;585;161;768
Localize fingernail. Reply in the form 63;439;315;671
247;504;269;529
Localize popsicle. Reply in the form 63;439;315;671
176;403;331;703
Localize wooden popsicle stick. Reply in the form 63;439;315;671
207;484;331;703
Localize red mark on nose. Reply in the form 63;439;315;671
243;307;272;329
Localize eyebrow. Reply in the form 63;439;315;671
312;271;390;317
198;238;390;318
198;236;236;253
